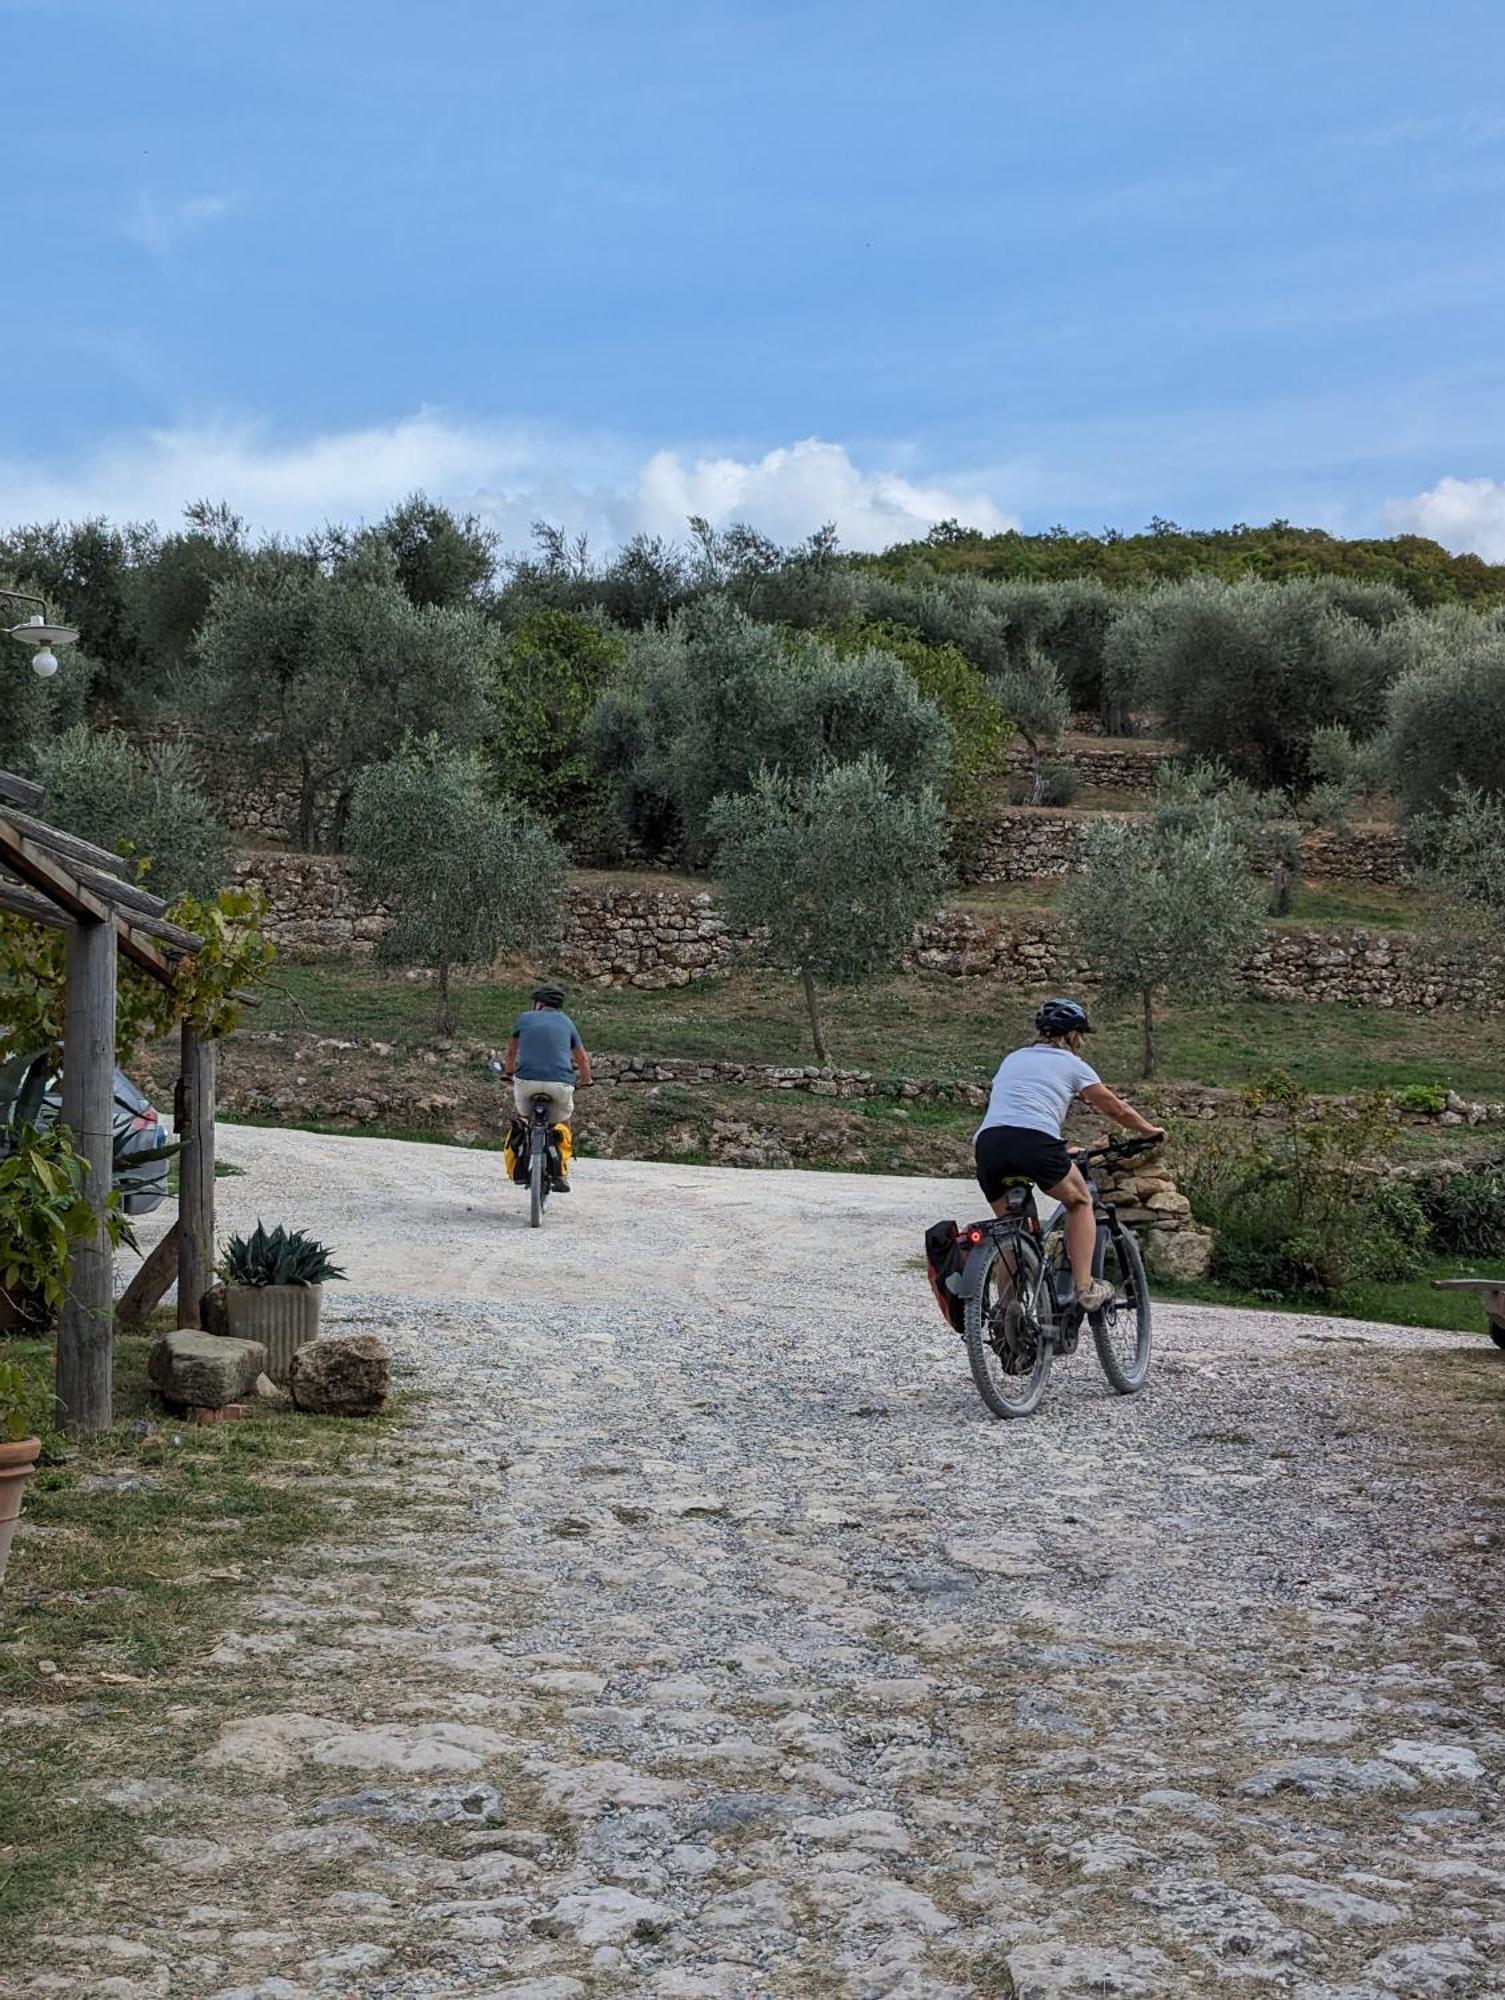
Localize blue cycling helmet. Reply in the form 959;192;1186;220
1035;996;1092;1037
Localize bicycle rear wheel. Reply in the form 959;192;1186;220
529;1114;548;1228
1091;1226;1152;1393
964;1235;1052;1419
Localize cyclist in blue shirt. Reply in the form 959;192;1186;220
503;986;593;1192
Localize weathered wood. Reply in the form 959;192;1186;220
0;866;177;981
0;768;44;809
177;1028;216;1330
0;872;71;928
118;1220;181;1325
0;817;114;925
0;805;170;908
56;917;117;1435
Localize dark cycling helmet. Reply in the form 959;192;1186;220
1035;996;1092;1037
532;985;566;1008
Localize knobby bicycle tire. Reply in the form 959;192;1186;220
529;1114;548;1228
964;1233;1052;1420
1090;1225;1152;1393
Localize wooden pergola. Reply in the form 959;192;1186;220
0;768;218;1435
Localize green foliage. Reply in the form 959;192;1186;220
34;725;232;901
868;518;1505;607
361;494;498;609
348;737;566;1034
1186;1080;1430;1304
809;619;1009;867
0;1121;106;1328
124;501;252;685
196;541;494;848
1415;1159;1505;1258
0;517;154;715
1106;576;1413;790
1410;781;1505;968
1393;1082;1449;1115
587;596;950;866
0;1353;42;1441
221;1220;346;1288
0;616;96;771
1011;758;1079;808
708;756;947;1060
1385;634;1505;818
1062;780;1266;1075
489;608;626;855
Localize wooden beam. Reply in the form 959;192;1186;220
0;819;114;925
0;873;71;929
0;769;44;809
1;805;171;911
119;1221;181;1327
177;1027;216;1330
56;917;117;1436
0;865;179;984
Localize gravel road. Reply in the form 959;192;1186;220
29;1127;1505;1997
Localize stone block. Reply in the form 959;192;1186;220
1144;1228;1214;1285
149;1331;267;1410
290;1334;390;1417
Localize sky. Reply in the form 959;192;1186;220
4;0;1505;557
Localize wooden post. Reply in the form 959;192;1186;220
118;1219;181;1327
177;1026;216;1329
57;916;117;1435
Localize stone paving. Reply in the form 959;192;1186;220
9;1139;1504;1998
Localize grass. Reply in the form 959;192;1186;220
0;1321;402;1933
1157;1256;1498;1335
252;959;1504;1101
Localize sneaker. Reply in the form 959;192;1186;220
1077;1277;1114;1314
550;1177;571;1194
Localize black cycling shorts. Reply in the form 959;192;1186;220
975;1124;1072;1201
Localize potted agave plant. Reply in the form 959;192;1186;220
0;1355;41;1591
222;1222;346;1384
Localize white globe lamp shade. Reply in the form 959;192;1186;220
32;647;59;678
9;611;79;670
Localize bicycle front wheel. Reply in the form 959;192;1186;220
1091;1226;1152;1393
964;1236;1052;1420
529;1125;548;1228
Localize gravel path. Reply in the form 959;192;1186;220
25;1128;1505;1998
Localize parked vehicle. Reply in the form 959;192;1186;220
0;1053;174;1215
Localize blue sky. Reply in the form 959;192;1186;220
4;0;1505;554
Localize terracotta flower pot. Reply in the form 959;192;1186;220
224;1284;322;1385
0;1436;42;1589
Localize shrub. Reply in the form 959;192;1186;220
1385;633;1505;817
1393;1082;1449;1116
1185;1082;1430;1303
0;1120;109;1329
1415;1160;1505;1258
1011;759;1079;808
222;1222;346;1288
488;608;626;856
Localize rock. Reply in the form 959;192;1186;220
531;1887;672;1947
201;1283;229;1336
1238;1756;1419;1798
148;1332;266;1410
1261;1874;1407;1925
1005;1942;1174;1998
253;1373;293;1411
310;1782;506;1828
1365;1938;1489;1997
1381;1738;1486;1783
1144;1226;1214;1284
289;1335;389;1416
201;1712;510;1777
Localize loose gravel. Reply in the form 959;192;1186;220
14;1127;1504;1998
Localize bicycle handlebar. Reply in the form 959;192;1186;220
1073;1134;1163;1165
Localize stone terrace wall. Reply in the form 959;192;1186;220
967;807;1406;886
1001;737;1176;792
239;855;1498;1012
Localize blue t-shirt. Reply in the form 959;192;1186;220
513;1009;582;1084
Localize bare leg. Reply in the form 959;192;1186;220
1043;1166;1097;1294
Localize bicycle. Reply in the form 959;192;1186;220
491;1062;565;1229
948;1135;1158;1419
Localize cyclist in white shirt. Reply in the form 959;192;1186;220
975;998;1164;1312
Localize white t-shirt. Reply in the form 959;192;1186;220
976;1044;1102;1141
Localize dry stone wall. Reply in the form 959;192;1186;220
967;807;1406;886
238;854;1497;1013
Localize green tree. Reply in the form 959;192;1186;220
0;516;156;714
366;493;499;608
0;614;96;770
348;739;566;1036
197;541;494;848
1108;575;1413;790
1412;781;1505;965
1384;632;1505;817
490;609;625;849
1062;787;1266;1077
34;724;232;901
587;596;950;865
708;756;947;1061
125;500;253;684
818;619;1011;872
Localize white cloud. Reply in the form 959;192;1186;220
1385;475;1505;562
0;414;1013;554
123;193;232;259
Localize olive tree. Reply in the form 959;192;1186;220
34;725;232;901
707;756;948;1061
1062;788;1266;1077
347;738;565;1036
587;596;950;865
1384;631;1505;817
197;542;494;847
1411;782;1505;966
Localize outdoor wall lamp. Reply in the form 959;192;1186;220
2;589;79;677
